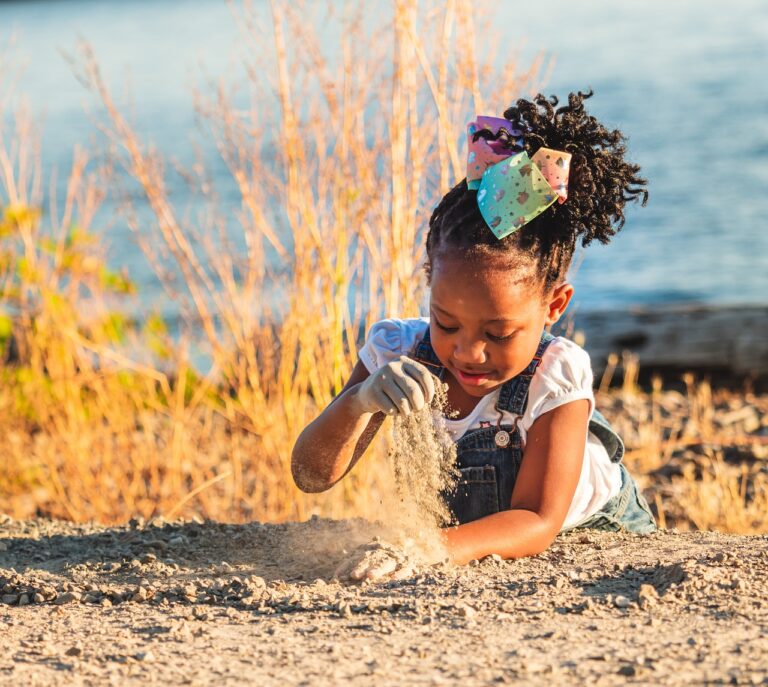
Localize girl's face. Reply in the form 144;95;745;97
429;253;573;398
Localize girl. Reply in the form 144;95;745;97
291;90;656;571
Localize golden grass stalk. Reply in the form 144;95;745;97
1;1;544;523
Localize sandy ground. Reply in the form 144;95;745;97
1;516;768;686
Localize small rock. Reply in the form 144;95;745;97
249;576;267;589
487;554;503;563
168;535;185;546
134;650;155;662
65;646;82;657
614;595;631;609
458;604;476;618
618;664;636;677
18;593;30;607
637;584;659;609
1;594;18;605
33;593;45;604
55;591;82;605
140;553;157;564
131;587;149;602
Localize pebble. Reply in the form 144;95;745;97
65;646;82;657
457;604;476;618
637;584;659;608
131;586;150;602
614;595;631;609
54;591;82;605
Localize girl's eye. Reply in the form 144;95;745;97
487;331;516;342
434;319;458;333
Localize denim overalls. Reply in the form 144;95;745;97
412;329;656;534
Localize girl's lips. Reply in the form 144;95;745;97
454;367;492;385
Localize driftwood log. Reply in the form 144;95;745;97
561;304;768;377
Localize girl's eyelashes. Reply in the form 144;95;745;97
486;331;517;343
434;318;458;333
434;317;517;342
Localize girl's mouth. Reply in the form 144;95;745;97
453;367;492;386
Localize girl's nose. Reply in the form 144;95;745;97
453;338;487;365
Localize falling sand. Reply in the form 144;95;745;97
333;380;459;581
389;380;458;534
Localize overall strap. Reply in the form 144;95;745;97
495;331;555;415
411;326;555;415
410;327;446;378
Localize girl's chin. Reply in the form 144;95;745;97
452;368;500;394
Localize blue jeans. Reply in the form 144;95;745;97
413;327;656;534
567;462;657;534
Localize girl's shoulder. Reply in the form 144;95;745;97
539;335;594;382
358;317;430;372
522;335;596;427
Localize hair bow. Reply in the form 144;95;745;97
466;116;572;240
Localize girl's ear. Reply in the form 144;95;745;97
543;282;574;326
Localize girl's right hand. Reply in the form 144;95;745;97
352;355;436;416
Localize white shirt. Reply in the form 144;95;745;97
358;317;622;530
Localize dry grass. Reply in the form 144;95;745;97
0;1;545;524
1;1;766;535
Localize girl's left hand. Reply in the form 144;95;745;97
333;539;414;582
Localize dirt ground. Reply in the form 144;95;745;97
1;515;768;686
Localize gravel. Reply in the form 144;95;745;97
1;516;767;684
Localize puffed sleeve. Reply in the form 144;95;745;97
520;337;595;431
358;317;430;373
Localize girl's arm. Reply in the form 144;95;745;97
441;398;590;564
291;355;435;492
291;360;383;493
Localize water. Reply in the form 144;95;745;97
1;0;767;318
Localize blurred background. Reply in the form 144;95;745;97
3;0;766;314
0;0;766;528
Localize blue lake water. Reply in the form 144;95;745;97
1;0;767;318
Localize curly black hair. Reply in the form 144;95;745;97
425;90;648;291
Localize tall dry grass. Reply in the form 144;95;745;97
1;1;766;535
0;0;546;523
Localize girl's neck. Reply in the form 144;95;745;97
443;370;488;420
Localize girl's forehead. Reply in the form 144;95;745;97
430;259;544;318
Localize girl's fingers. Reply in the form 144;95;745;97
391;372;426;412
363;557;398;580
401;358;436;406
373;388;399;416
349;551;399;581
381;384;411;415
